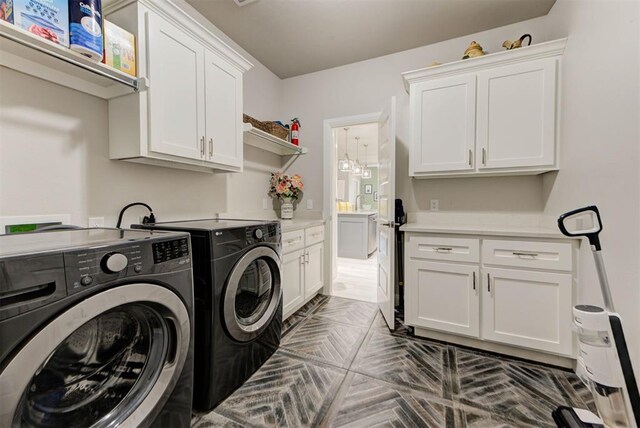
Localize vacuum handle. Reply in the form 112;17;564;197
557;205;603;250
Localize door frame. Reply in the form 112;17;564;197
322;112;381;296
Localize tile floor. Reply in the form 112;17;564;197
192;295;594;427
332;255;377;303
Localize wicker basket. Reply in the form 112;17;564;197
243;114;289;141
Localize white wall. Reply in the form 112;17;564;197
541;0;640;368
0;1;283;227
279;0;640;368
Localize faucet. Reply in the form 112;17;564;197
355;194;364;212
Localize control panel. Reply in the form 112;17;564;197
153;238;189;263
63;237;190;295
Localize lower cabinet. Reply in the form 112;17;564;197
305;242;324;298
482;267;573;355
404;233;577;358
406;261;479;338
282;225;326;319
282;249;305;315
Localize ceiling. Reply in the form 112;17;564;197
186;0;555;78
335;123;378;165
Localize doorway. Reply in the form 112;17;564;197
323;113;381;305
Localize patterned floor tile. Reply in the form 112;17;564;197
192;411;248;428
370;311;414;338
453;349;584;427
311;297;378;327
281;316;368;368
214;351;347;427
331;373;491;427
352;331;450;398
295;293;330;316
282;314;305;337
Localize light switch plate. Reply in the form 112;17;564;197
430;199;439;211
263;198;269;210
306;199;313;210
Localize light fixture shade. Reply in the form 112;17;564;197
362;168;372;179
352;163;363;176
338;158;352;172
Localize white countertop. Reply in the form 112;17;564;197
400;222;574;239
280;218;325;232
337;211;377;217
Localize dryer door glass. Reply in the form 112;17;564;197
224;246;282;342
13;303;169;428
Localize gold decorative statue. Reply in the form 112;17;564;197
503;34;532;50
462;41;486;59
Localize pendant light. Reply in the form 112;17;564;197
338;127;352;172
362;144;372;179
352;136;363;176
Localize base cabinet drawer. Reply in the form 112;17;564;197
482;239;572;271
407;260;480;338
407;235;479;263
282;229;305;254
481;267;573;356
305;225;325;247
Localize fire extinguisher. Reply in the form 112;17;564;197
290;118;301;146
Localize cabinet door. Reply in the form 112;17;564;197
204;49;243;169
304;242;324;298
146;12;205;161
482;267;573;356
282;249;305;317
410;75;476;174
406;260;480;338
476;58;558;170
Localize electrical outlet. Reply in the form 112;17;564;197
430;199;439;211
306;199;313;210
263;198;269;210
88;217;105;227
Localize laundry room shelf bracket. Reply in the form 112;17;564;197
0;20;141;99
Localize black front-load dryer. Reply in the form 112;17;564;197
0;228;195;427
134;219;282;411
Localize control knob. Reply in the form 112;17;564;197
254;229;263;240
101;252;128;274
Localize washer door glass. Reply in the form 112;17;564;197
224;246;281;342
14;303;168;428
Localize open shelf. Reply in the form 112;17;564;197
0;20;142;99
243;123;308;156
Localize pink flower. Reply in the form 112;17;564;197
276;182;289;194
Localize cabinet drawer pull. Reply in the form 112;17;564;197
487;273;491;292
285;237;301;244
435;247;453;253
209;138;213;157
513;251;539;258
472;271;476;290
311;232;322;237
300;254;305;265
305;252;310;264
482;148;487;165
468;149;473;167
200;136;205;156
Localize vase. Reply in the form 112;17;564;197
280;197;294;220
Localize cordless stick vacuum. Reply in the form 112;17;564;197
553;206;640;428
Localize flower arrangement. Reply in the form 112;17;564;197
268;172;304;201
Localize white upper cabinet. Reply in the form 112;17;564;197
204;49;243;169
147;13;205;161
106;0;252;173
403;38;566;179
410;75;476;174
477;58;557;170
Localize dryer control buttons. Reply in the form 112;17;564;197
80;276;93;286
101;252;128;274
254;229;263;240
